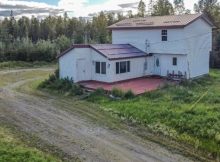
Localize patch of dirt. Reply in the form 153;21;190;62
0;68;197;162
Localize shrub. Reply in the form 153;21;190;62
111;87;124;98
71;84;83;95
38;70;83;96
93;88;106;96
124;90;135;99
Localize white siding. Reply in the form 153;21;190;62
112;17;212;78
154;54;188;77
112;28;185;54
59;48;111;82
90;50;111;82
109;57;154;82
184;19;212;78
59;48;92;82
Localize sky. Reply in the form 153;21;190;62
0;0;198;19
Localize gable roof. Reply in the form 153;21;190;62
108;13;215;30
57;44;149;60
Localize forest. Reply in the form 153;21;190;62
0;0;220;66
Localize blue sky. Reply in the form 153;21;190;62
0;0;196;19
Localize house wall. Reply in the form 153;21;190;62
90;50;112;82
112;28;185;54
59;48;154;83
112;17;212;78
184;18;212;78
108;57;154;82
154;54;188;77
59;48;112;82
59;48;93;82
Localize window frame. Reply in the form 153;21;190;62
95;61;106;74
101;62;106;74
161;30;167;41
116;61;130;74
172;57;177;66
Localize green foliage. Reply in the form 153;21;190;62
55;35;72;53
138;0;146;17
93;88;106;96
0;127;59;162
124;90;135;99
152;0;174;16
89;69;220;155
87;88;106;102
111;87;125;98
0;61;54;69
39;70;83;96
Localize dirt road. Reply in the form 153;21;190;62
0;68;196;162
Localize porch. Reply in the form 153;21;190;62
79;77;166;95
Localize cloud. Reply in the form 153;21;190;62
0;0;196;20
0;0;64;19
57;0;141;17
57;0;196;17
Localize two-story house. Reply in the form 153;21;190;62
58;13;214;83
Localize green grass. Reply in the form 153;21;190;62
88;69;220;157
0;61;56;70
0;126;60;162
0;69;53;88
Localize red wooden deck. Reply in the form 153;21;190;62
79;77;166;95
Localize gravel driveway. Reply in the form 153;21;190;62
0;68;196;162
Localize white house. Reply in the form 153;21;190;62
58;13;215;83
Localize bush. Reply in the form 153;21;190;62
93;88;106;96
111;88;124;98
124;90;135;99
38;69;83;96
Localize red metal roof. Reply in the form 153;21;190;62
90;44;149;60
107;13;215;30
57;44;150;60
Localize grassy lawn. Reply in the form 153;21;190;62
0;61;56;70
88;69;220;156
0;69;53;88
0;126;60;162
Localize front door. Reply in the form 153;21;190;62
154;56;161;75
76;59;87;81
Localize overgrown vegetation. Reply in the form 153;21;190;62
0;61;56;70
38;68;220;157
0;126;60;162
88;70;220;157
38;69;83;96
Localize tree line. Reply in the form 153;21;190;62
0;0;220;66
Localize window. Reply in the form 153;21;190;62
101;62;106;74
116;62;119;74
96;62;100;73
173;57;177;66
161;30;167;41
156;58;160;67
116;61;130;74
96;61;106;74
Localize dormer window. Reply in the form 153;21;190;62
161;30;167;41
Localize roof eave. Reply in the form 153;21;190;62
107;25;186;30
108;54;152;61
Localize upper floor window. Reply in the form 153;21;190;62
161;30;167;41
96;61;106;74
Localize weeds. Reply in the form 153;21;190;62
38;69;83;96
89;69;220;156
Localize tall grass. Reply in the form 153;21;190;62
88;69;220;156
0;126;60;162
